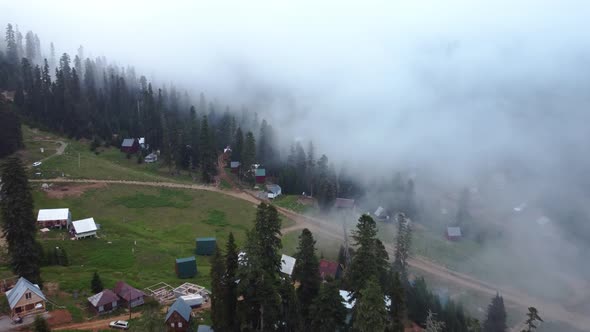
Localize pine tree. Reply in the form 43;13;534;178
232;127;244;162
0;156;42;286
242;131;256;182
32;314;51;332
388;271;406;332
91;271;103;294
5;24;18;65
521;307;542;332
278;277;301;332
425;310;445;332
0;103;24;158
210;245;227;330
352;276;387;332
254;203;282;274
292;228;320;326
393;213;412;280
310;282;348;331
347;214;389;300
224;232;239;331
199;115;216;183
483;293;507;332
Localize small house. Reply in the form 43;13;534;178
165;297;192;332
87;289;119;315
255;168;266;184
114;281;145;308
230;161;240;174
334;198;355;210
446;226;462;241
5;277;46;317
197;325;214;332
195;237;216;256
145;152;158;163
266;184;282;199
120;138;140;153
175;257;197;278
71;218;98;239
37;208;71;229
319;259;342;280
280;254;296;277
374;206;388;220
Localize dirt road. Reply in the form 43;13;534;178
30;178;590;331
53;312;141;331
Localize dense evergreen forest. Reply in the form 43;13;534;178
0;23;538;331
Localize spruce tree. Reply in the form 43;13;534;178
309;282;348;331
388;271;406;332
483;293;507;332
199;115;216;183
352;276;387;332
210;245;227;330
292;228;320;326
242;131;256;182
224;232;239;331
393;213;412;280
5;24;18;65
0;156;42;285
346;214;389;300
521;307;543;332
91;271;103;294
425;310;445;332
278;277;301;332
232;127;244;162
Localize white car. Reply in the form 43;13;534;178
32;161;42;167
109;320;129;330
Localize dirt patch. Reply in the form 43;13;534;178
44;183;108;199
46;309;73;326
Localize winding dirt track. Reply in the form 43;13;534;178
30;178;590;331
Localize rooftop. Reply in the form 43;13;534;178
6;277;45;309
447;226;462;237
72;218;97;234
176;256;196;264
281;254;296;276
319;259;340;278
121;138;136;147
37;208;69;221
334;198;355;209
166;298;192;322
255;168;266;177
88;289;119;308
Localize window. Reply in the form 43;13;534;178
25;292;32;299
170;323;175;327
178;322;183;327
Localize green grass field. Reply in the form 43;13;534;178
19;125;198;183
273;195;315;214
6;184;291;321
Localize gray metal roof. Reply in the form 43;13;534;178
447;226;462;237
121;138;136;147
266;184;281;195
166;297;192;322
6;277;46;309
197;325;214;332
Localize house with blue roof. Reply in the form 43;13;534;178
5;277;46;317
165;297;192;331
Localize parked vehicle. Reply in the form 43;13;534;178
109;320;129;330
32;161;42;167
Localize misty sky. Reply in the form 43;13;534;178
3;0;590;178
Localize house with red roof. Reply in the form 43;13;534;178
87;289;119;315
114;281;145;308
319;259;343;280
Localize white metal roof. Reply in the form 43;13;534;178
339;290;355;309
447;226;462;237
37;208;69;221
72;218;98;234
280;254;296;276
